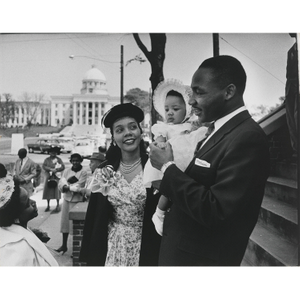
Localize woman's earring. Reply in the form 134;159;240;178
112;139;116;146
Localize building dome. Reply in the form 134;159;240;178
81;64;107;95
83;65;106;82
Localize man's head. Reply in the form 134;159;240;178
86;152;106;173
190;55;246;123
18;148;27;159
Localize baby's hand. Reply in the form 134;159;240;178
155;141;167;149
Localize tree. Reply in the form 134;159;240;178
133;33;166;125
0;93;16;127
124;88;150;114
20;92;45;128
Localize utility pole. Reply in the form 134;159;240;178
213;33;219;57
120;45;124;104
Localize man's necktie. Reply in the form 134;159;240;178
20;159;23;169
194;122;215;154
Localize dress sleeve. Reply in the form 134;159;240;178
151;122;168;139
42;158;52;172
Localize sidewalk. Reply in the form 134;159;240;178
29;187;73;266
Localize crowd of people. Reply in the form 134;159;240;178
0;55;270;267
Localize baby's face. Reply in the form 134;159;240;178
164;95;186;124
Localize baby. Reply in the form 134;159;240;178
143;79;208;235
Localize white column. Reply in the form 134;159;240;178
85;103;89;125
80;102;83;125
98;103;101;125
73;102;77;125
92;102;95;125
51;103;56;126
18;106;21;125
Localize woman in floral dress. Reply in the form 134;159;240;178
80;103;161;266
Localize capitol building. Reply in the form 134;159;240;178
7;65;119;133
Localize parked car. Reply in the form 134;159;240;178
56;138;74;153
27;139;63;154
71;140;93;156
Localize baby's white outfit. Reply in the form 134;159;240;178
143;121;207;187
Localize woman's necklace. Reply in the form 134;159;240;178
120;158;141;175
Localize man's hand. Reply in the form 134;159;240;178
149;142;174;171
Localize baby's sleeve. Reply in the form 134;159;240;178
151;122;168;139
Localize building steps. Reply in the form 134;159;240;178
242;160;298;266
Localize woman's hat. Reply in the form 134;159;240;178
0;174;15;210
49;146;61;153
102;103;144;129
84;152;106;161
153;78;192;121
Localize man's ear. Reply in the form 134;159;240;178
225;84;236;100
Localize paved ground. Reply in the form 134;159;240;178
0;136;91;267
29;187;73;266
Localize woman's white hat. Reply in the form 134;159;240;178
153;79;192;121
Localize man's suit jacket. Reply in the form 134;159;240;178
159;110;270;266
14;157;37;196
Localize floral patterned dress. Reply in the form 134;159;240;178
105;170;147;266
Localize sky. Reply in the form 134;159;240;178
0;32;295;115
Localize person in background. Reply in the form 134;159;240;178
0;163;58;266
81;152;106;200
80;103;161;266
33;163;42;192
42;146;65;212
13;148;37;197
56;153;87;255
149;55;270;266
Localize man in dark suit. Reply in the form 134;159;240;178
149;55;270;266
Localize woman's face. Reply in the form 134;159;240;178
71;157;82;169
18;187;38;224
112;117;142;154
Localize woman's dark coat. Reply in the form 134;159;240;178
79;153;161;266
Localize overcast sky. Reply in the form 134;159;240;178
0;32;295;113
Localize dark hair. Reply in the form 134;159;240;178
199;55;247;94
18;148;27;158
0;181;21;227
0;163;7;178
70;153;83;162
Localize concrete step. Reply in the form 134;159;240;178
265;176;298;206
274;161;297;181
242;222;298;266
259;195;298;244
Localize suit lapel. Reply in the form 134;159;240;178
185;111;251;173
197;111;251;157
20;158;29;175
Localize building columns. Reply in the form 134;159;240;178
79;102;83;125
85;103;89;125
73;102;77;125
98;103;101;125
92;102;95;125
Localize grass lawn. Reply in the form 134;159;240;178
0;125;62;138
